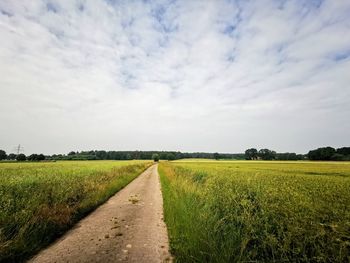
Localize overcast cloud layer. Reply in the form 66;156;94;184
0;0;349;154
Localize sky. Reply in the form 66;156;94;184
0;0;349;155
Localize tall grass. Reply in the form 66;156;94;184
0;160;151;262
159;161;350;262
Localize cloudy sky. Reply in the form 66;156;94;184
0;0;349;154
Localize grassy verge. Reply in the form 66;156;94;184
159;161;350;262
0;160;151;262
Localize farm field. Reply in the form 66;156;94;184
159;160;350;262
0;160;151;262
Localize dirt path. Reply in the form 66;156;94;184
29;164;172;263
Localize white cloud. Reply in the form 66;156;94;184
0;0;349;154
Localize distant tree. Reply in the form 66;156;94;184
86;155;97;160
213;152;220;160
308;147;335;160
27;154;45;161
287;153;297;160
331;153;344;161
245;148;258;160
96;150;107;160
16;153;26;161
152;153;160;162
68;151;76;156
175;152;183;160
87;150;95;155
166;153;175;160
258;149;276;160
320;147;336;160
0;150;6;160
296;154;305;160
307;150;318;160
159;152;168;160
7;153;16;160
27;154;38;161
342;155;350;161
276;152;298;160
336;147;350;156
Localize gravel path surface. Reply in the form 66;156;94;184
29;164;172;263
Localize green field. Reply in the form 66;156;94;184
159;160;350;262
0;160;151;262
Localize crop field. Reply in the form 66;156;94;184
0;160;151;262
159;161;350;263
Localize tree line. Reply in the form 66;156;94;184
58;151;245;161
244;148;305;160
307;147;350;161
0;151;45;161
0;150;245;162
0;147;349;162
245;147;350;161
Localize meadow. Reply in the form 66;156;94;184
0;160;151;262
159;160;350;263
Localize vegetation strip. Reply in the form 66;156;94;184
159;161;350;262
0;160;151;263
